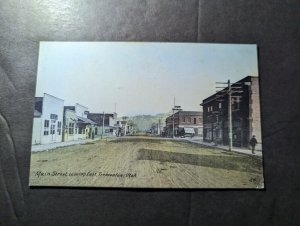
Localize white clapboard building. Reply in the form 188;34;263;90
31;93;64;145
63;103;97;141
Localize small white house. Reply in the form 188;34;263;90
31;93;64;145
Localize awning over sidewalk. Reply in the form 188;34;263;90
77;116;97;125
183;128;195;134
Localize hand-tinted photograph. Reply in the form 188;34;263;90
29;42;263;188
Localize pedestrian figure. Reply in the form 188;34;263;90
249;135;258;154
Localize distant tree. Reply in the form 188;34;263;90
119;113;172;133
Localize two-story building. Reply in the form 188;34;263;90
201;76;262;149
165;111;203;137
31;93;64;145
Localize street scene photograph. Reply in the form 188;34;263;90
29;42;264;188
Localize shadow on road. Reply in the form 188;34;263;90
137;148;262;174
110;137;163;144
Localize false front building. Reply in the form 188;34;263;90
32;93;64;145
165;111;203;137
201;76;262;149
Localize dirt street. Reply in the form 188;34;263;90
30;136;264;188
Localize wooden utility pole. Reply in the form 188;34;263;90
101;111;105;139
216;80;243;151
173;97;175;138
172;97;182;138
228;80;233;151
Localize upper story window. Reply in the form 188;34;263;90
69;122;74;135
50;124;55;135
57;121;62;135
194;118;197;124
219;102;222;108
232;97;241;110
182;117;185;122
188;117;191;123
44;120;49;135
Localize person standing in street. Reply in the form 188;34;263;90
249;135;258;154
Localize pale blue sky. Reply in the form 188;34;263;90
36;42;258;116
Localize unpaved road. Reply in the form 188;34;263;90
30;136;264;188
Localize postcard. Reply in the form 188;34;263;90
29;42;264;188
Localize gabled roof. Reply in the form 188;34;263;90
44;93;64;102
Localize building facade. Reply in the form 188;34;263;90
201;76;262;149
32;93;64;145
63;104;96;141
165;111;203;137
87;113;117;137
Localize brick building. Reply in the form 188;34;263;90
165;111;203;137
201;76;262;149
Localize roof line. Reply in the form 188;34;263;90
44;93;64;102
76;103;88;109
201;75;258;105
